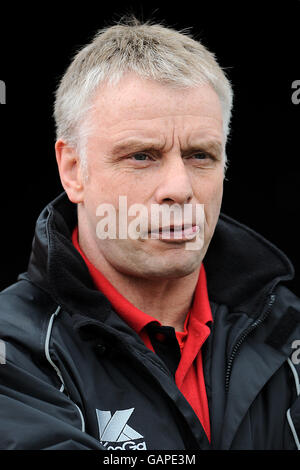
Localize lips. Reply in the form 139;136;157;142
149;224;200;241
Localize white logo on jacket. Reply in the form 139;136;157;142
96;408;147;450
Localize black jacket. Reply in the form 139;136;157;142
0;192;300;450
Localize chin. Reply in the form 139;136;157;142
140;255;201;280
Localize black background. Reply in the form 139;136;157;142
0;1;299;296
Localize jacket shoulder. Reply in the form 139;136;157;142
0;281;103;450
0;278;58;356
265;284;300;350
275;284;300;308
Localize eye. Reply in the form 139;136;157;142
131;153;150;161
192;152;211;160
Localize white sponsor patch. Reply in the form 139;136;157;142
96;408;147;450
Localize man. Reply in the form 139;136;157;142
0;18;299;450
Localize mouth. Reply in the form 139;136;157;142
149;224;200;242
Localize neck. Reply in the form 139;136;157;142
78;223;200;332
108;269;200;332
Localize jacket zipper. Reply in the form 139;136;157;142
225;292;276;394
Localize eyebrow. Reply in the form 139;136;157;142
111;138;165;155
183;140;224;157
111;138;223;157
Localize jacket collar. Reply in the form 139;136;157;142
24;192;294;321
205;212;294;314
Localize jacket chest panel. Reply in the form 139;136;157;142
53;333;192;450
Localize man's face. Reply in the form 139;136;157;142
79;74;224;279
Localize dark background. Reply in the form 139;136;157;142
0;1;299;296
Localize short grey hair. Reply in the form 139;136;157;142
53;17;233;172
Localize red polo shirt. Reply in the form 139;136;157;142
72;227;213;442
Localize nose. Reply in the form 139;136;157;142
154;154;193;206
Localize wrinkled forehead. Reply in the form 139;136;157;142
86;74;224;137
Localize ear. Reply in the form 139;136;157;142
55;140;85;203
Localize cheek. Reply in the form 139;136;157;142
84;165;120;206
211;179;224;209
83;174;151;230
194;173;223;203
195;176;223;226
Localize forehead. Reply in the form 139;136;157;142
87;74;224;145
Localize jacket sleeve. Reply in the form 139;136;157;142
0;339;105;450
